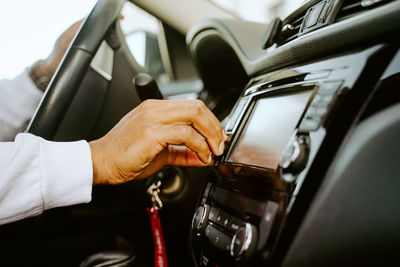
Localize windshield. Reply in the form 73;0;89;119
211;0;306;23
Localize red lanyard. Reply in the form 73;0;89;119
147;181;168;267
147;208;167;267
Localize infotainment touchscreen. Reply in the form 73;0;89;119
227;90;313;170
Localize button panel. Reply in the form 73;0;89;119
299;118;321;131
208;207;246;233
299;80;343;131
214;210;229;227
193;187;279;265
319;80;343;94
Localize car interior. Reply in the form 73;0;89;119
1;0;399;266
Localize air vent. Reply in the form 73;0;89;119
277;12;306;46
336;0;391;21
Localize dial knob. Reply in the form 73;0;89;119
230;223;257;260
192;204;210;232
280;135;310;182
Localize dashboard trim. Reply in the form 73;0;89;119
187;1;400;76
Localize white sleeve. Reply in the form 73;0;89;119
0;69;43;141
0;133;93;225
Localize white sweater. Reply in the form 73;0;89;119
0;70;92;224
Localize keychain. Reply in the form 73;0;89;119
147;180;168;267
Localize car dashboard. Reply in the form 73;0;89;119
187;0;400;266
1;0;399;266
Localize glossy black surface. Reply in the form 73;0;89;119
227;90;312;170
192;43;397;266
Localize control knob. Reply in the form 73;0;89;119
192;204;210;232
230;223;258;260
280;135;310;182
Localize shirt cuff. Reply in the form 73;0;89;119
38;135;93;210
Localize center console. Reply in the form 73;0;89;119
191;45;387;266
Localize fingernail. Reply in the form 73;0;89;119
219;141;224;155
223;131;228;141
208;153;212;163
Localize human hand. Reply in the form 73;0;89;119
30;19;84;91
89;100;227;185
44;19;84;76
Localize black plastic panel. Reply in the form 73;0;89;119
191;42;398;266
53;68;109;141
282;103;400;267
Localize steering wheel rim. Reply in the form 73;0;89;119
27;0;125;140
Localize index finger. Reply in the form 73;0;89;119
138;99;225;156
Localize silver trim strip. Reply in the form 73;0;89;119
90;41;114;81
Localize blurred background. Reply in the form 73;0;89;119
0;0;303;79
212;0;304;22
0;0;96;79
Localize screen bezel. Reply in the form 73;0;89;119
224;85;317;171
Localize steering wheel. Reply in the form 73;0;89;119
27;0;125;140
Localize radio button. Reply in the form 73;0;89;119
306;106;318;115
315;106;328;117
319;80;343;94
312;94;323;103
305;106;328;120
200;250;215;267
321;94;334;103
208;206;219;222
223;216;230;228
228;217;245;232
200;253;211;267
214;210;230;227
205;225;232;252
310;93;333;107
299;118;320;131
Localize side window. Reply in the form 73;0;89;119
120;2;170;86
